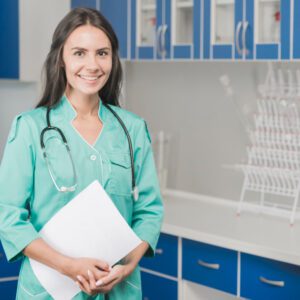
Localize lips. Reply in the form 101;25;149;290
78;74;101;81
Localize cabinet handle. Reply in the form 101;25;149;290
197;259;220;270
160;24;168;59
235;21;243;56
155;248;163;255
259;276;285;287
156;25;163;58
242;21;249;56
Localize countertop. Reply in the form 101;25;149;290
161;190;300;266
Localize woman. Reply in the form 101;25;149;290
0;7;163;300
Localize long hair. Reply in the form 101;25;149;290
36;8;122;108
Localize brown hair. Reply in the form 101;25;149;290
36;7;122;108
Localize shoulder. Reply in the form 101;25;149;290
106;105;152;144
106;104;143;123
8;107;46;142
105;104;145;130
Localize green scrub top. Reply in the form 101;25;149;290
0;96;164;299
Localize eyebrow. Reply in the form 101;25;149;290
71;47;111;51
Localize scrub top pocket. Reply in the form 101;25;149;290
107;152;132;196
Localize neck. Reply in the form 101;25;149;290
65;88;99;117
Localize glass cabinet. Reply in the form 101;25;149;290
172;0;202;59
255;0;290;59
205;0;290;60
294;0;300;59
131;0;171;60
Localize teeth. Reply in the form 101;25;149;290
79;75;100;80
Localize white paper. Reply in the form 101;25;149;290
30;180;142;300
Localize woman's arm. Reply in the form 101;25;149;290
23;238;110;282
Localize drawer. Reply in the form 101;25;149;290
241;253;300;300
140;233;178;277
141;271;177;300
0;280;18;300
182;239;237;295
0;242;21;277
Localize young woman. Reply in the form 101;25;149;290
0;8;163;299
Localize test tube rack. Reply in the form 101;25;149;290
237;68;300;225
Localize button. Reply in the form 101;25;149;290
90;155;97;161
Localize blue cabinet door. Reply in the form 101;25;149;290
203;0;243;60
203;0;290;60
71;0;97;9
0;243;21;278
0;280;18;300
131;0;171;60
255;0;290;60
241;253;300;300
171;0;202;60
141;271;177;300
0;0;19;79
293;0;300;59
140;233;178;277
100;0;129;59
182;239;237;295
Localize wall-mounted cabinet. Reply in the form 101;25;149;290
131;0;171;60
172;0;202;59
205;0;291;60
71;0;129;59
293;0;300;59
0;0;70;81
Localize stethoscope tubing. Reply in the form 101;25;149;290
41;104;138;200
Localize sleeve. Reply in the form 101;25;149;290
131;120;164;257
0;114;40;262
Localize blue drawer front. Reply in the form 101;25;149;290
0;242;21;277
141;271;177;300
241;253;300;300
182;239;237;295
140;233;178;277
0;280;18;300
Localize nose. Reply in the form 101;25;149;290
85;54;100;72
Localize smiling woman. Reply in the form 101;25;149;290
0;8;163;300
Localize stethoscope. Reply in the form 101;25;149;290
40;104;139;201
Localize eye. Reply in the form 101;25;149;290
74;50;84;57
97;50;109;56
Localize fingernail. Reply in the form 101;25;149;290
96;280;103;287
87;269;92;277
76;275;82;282
75;281;80;287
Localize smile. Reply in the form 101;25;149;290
78;74;101;81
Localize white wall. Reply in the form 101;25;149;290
124;61;300;201
0;81;38;155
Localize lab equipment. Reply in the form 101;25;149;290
236;66;300;225
41;103;139;200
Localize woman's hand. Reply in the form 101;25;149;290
61;257;110;295
77;264;134;295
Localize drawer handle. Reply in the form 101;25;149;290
259;276;285;287
197;259;220;270
155;248;163;255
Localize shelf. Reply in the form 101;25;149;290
176;1;193;9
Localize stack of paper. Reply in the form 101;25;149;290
30;180;141;300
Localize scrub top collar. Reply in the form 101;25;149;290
57;94;104;122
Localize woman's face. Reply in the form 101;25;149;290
62;24;112;98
